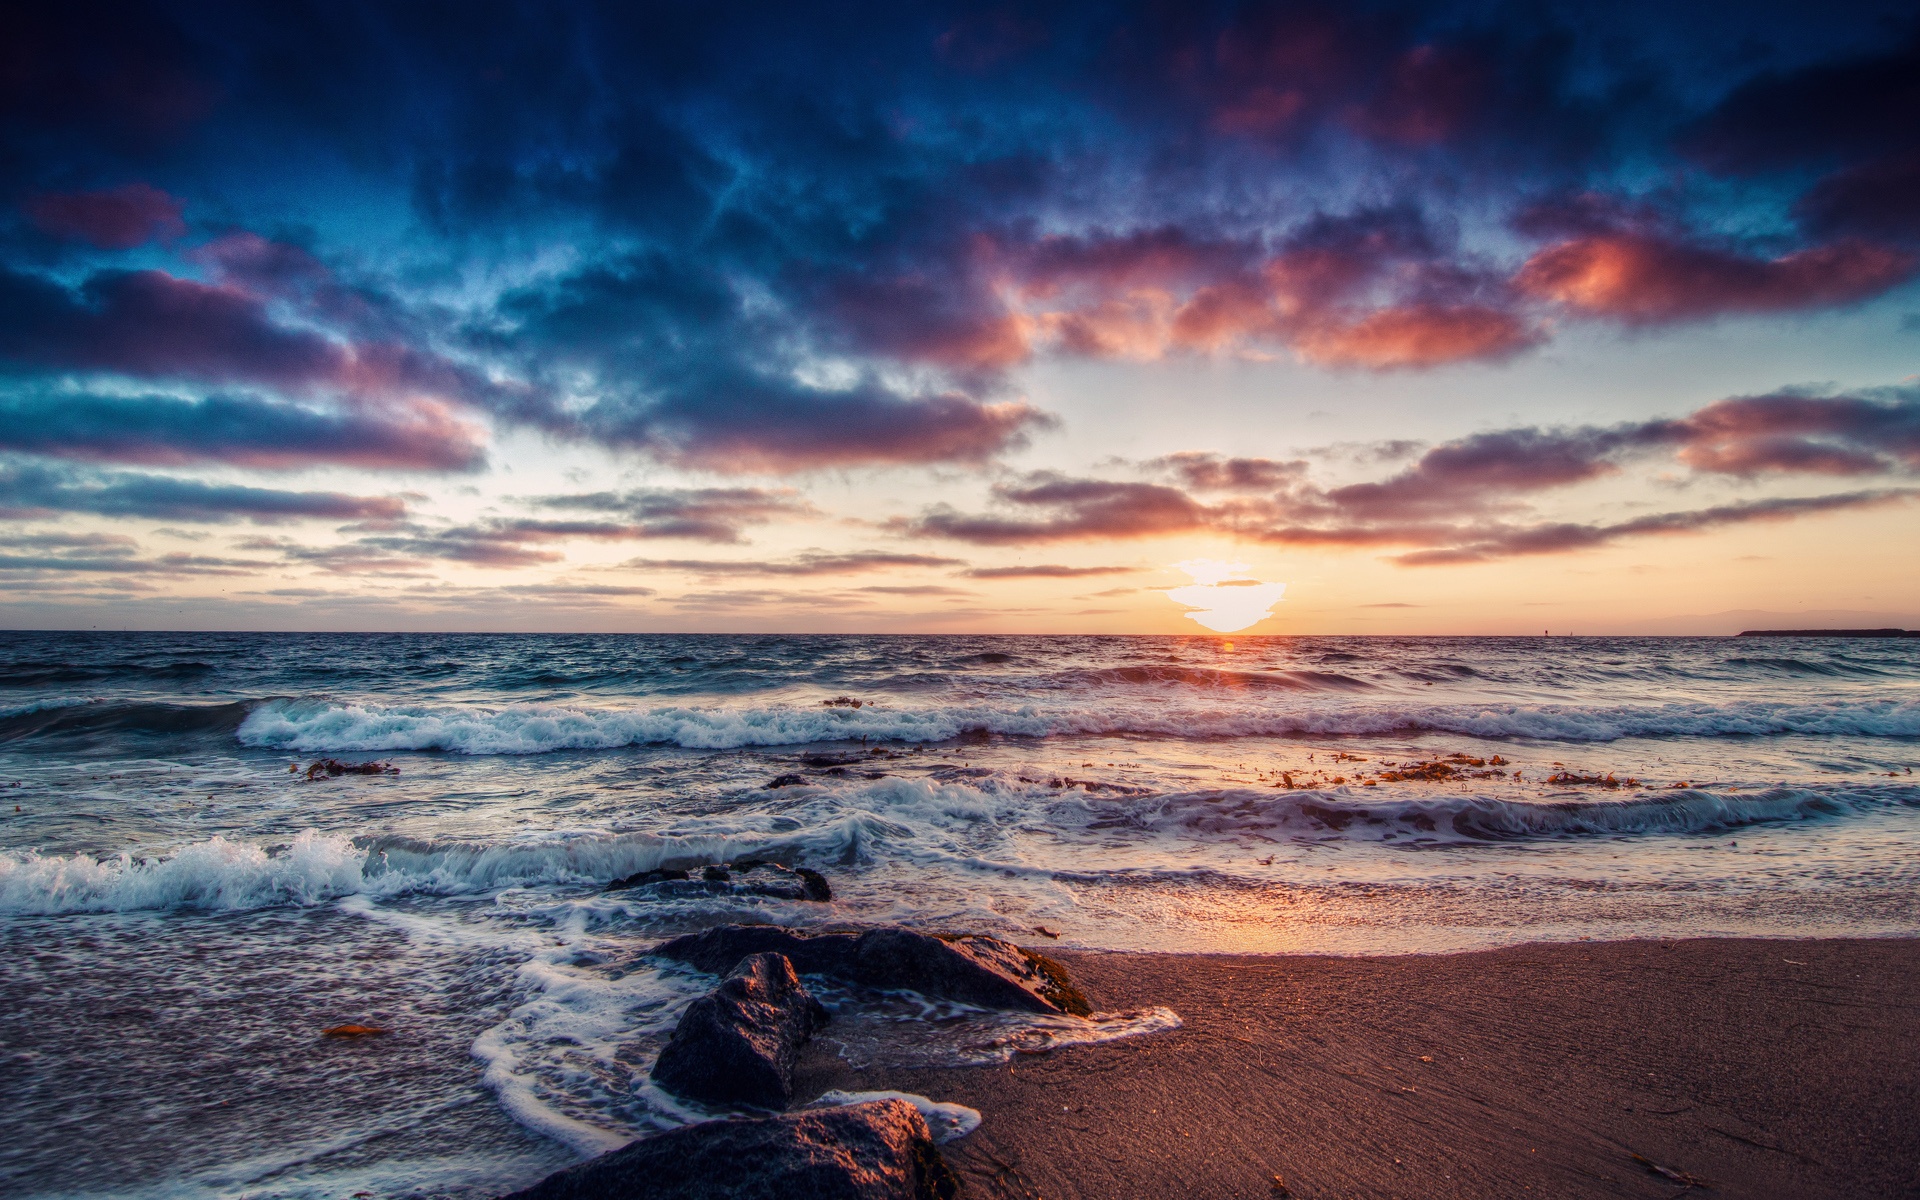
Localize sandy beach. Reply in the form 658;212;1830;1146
794;938;1920;1199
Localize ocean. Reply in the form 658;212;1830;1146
2;630;1916;1198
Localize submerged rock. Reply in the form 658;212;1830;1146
500;1099;957;1200
652;925;1090;1016
605;868;690;890
605;862;831;902
651;953;828;1110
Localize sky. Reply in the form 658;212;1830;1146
2;0;1918;634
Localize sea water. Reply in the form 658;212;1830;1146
2;631;1915;1196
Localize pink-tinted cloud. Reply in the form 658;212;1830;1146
975;210;1537;371
1152;453;1306;492
1292;303;1538;369
0;264;495;469
1515;233;1916;323
532;487;813;543
24;183;186;249
909;387;1920;562
624;552;965;576
1391;490;1917;565
1673;391;1920;476
961;563;1135;578
912;477;1212;543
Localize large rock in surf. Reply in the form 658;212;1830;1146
651;952;827;1110
652;925;1090;1016
498;1099;958;1200
606;862;832;902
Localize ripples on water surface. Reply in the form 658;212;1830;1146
2;631;1916;1197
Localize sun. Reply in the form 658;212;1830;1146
1163;559;1287;633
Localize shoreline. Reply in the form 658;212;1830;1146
792;936;1920;1199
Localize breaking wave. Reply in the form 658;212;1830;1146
0;698;258;743
234;694;1920;754
5;774;1911;914
1114;783;1918;842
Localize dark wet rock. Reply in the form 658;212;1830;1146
652;925;1090;1016
605;868;690;891
500;1099;957;1200
731;861;833;901
765;774;808;788
651;953;828;1110
608;862;831;902
795;868;832;901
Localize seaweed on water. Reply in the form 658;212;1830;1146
304;759;398;781
1546;771;1638;788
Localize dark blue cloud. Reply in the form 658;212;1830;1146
3;0;1918;480
0;460;407;522
0;387;484;470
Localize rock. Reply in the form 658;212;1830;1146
794;868;832;902
765;774;808;789
605;862;831;902
605;868;690;891
651;953;828;1110
499;1099;957;1200
652;925;1091;1016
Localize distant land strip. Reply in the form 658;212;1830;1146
1737;628;1920;637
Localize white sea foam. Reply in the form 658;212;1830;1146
1;772;1910;916
809;1090;981;1142
236;694;1920;755
0;830;370;914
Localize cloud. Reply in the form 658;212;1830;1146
1672;389;1920;476
1390;490;1918;565
623;551;966;576
911;385;1920;562
852;584;973;596
0;264;499;470
23;183;185;248
6;0;1920;498
1290;303;1540;368
0;528;270;577
531;486;812;543
987;208;1543;371
911;477;1211;543
0;461;407;523
1515;232;1916;324
961;564;1136;578
0;387;486;470
316;502;823;570
478;249;1052;472
1151;454;1306;492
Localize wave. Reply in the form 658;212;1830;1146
0;698;259;743
6;771;1913;914
233;693;1920;754
1723;656;1888;678
0;831;370;914
1115;783;1917;842
0;809;906;914
0;660;217;687
1030;665;1376;692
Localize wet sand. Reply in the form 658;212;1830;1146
793;938;1920;1199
